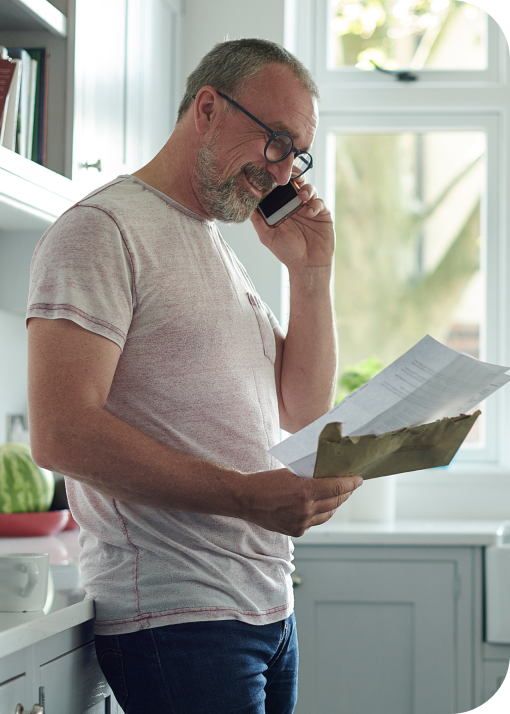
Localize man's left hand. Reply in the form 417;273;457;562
250;180;335;273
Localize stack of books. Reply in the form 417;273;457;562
0;46;48;166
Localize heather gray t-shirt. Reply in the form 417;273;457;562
27;176;293;635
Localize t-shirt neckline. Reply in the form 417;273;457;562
122;174;216;226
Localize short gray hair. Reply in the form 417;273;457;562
177;38;320;123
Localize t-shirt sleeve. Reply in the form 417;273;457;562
26;205;134;351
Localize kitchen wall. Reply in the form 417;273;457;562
180;0;288;324
0;232;42;440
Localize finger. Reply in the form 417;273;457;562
298;197;325;219
310;490;354;517
306;498;352;529
297;183;317;203
309;474;363;501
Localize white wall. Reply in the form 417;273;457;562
0;311;28;444
180;0;287;322
0;232;42;443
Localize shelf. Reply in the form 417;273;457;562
0;147;80;231
0;0;67;38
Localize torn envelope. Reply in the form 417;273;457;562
313;411;481;480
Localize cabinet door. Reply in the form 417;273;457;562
482;660;510;714
0;674;28;713
72;0;128;191
125;0;181;170
40;641;110;714
293;558;459;714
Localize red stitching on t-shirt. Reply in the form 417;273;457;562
111;499;142;620
97;602;291;627
28;303;127;342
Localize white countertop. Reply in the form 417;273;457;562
0;528;92;658
0;598;94;658
293;519;508;546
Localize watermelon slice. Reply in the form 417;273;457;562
0;443;54;513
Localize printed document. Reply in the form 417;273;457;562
269;335;510;478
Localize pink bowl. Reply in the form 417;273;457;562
0;510;70;537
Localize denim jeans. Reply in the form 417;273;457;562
95;613;298;714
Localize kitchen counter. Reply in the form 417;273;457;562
0;528;91;658
0;520;507;659
293;518;508;546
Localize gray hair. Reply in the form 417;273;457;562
177;38;320;123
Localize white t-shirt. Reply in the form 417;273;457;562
27;176;294;635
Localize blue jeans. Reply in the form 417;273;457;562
95;613;298;714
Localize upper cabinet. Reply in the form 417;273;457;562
0;0;181;230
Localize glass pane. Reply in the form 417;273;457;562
329;0;487;70
334;131;486;445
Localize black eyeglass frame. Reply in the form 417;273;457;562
192;91;313;179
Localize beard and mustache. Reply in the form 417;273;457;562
194;130;277;223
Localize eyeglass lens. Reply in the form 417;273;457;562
291;154;312;178
265;135;293;162
265;135;312;178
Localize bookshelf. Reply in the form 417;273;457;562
0;0;75;231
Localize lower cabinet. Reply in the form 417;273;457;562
0;620;121;714
0;673;28;713
482;642;510;705
292;544;479;714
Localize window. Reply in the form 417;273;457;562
285;0;510;503
328;0;488;71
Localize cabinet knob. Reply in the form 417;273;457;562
291;573;303;588
15;705;44;714
82;159;102;172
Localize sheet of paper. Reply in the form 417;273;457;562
269;335;510;478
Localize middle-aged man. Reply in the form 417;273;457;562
26;39;362;714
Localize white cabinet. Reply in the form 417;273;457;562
0;619;121;714
293;544;478;714
0;0;181;226
72;0;128;191
39;641;110;714
73;0;181;192
0;673;28;713
481;642;510;704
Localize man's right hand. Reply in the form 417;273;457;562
239;469;363;537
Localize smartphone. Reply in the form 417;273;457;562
257;179;303;227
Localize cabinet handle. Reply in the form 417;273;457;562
15;705;44;713
82;159;102;171
291;573;303;588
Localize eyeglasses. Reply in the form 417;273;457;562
217;92;313;180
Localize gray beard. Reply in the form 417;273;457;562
195;135;275;223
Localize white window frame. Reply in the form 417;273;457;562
285;0;510;491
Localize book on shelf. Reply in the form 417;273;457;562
0;46;48;166
6;48;37;159
0;56;15;145
1;57;21;152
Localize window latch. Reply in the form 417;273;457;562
370;60;418;82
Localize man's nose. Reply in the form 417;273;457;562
269;155;294;186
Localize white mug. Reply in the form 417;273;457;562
0;553;50;612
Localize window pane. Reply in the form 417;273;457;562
334;131;486;444
329;0;487;70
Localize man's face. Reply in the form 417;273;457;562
195;134;276;223
194;64;318;223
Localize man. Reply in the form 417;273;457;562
27;39;362;713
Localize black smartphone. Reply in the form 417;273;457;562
257;179;303;227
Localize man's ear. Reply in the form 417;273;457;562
193;87;222;136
